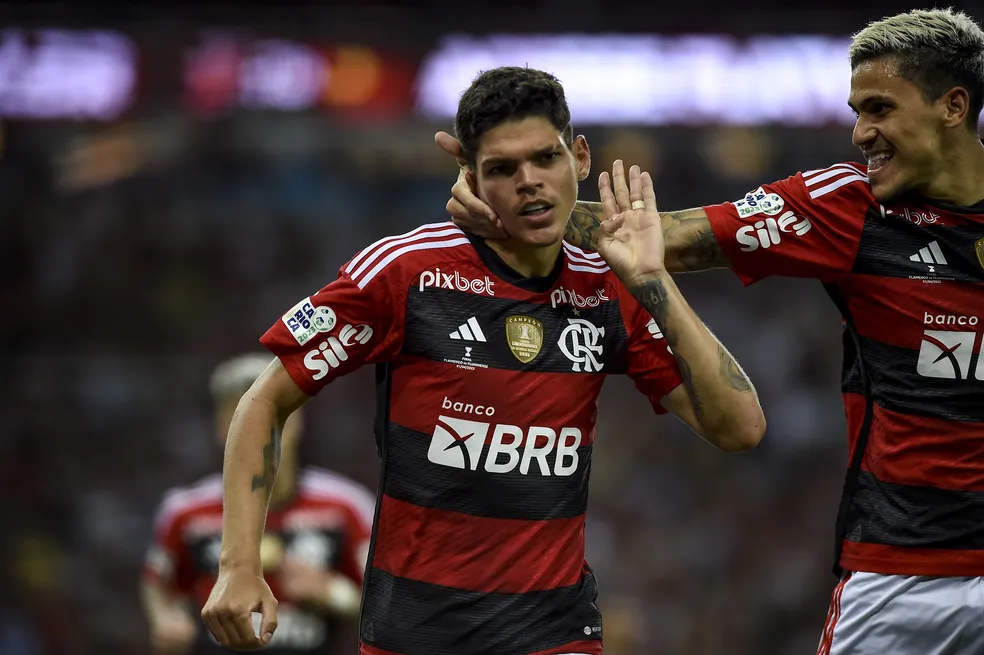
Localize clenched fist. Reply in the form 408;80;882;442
201;566;279;650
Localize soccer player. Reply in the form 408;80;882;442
142;354;372;655
442;8;984;655
200;67;765;654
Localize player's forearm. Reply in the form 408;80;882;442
629;271;765;450
567;202;731;272
218;396;284;572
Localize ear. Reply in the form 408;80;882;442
940;86;971;128
572;135;591;181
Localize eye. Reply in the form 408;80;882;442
870;103;891;116
540;152;560;162
487;165;505;176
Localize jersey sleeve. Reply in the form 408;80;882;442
260;261;407;397
618;290;683;414
703;163;871;285
143;498;194;596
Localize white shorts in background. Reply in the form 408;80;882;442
817;571;984;655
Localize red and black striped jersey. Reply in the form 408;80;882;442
261;224;683;655
704;162;984;577
143;468;374;654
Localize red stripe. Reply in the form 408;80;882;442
372;495;585;593
816;572;851;655
360;644;404;655
839;540;984;576
861;402;984;491
345;223;460;277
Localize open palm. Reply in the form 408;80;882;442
595;160;667;284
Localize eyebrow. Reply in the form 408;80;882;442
848;94;892;112
481;145;561;168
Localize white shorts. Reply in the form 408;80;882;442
817;571;984;655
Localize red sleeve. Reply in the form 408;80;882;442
143;499;194;596
261;264;406;396
618;289;683;414
703;162;871;285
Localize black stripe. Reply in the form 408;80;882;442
383;421;591;521
361;567;602;655
825;283;875;577
403;286;629;374
852;206;984;282
845;470;984;550
853;334;984;423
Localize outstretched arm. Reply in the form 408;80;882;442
568;202;731;272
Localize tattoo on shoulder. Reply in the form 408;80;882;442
565;202;604;251
251;428;282;494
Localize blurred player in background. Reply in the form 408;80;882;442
443;8;984;655
200;66;764;654
141;354;373;655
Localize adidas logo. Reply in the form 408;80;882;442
449;317;486;342
910;241;948;270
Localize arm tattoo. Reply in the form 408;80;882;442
565;202;604;251
251;427;282;494
628;277;705;420
661;209;731;271
718;343;752;392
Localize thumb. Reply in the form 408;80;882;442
434;131;467;166
259;596;279;644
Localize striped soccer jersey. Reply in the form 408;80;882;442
704;162;984;576
261;225;683;655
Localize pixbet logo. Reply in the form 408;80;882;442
550;286;609;309
419;268;495;296
303;324;374;380
735;211;812;252
427;416;582;476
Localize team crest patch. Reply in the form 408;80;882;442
975;238;984;271
505;315;543;363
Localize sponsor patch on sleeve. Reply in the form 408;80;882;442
282;297;337;346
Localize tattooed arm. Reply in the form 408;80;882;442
630;271;765;451
218;360;308;571
567;202;731;272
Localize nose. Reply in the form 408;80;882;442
852;115;875;148
515;162;542;195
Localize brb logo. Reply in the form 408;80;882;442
550;286;609;309
304;324;374;381
917;313;984;380
419;267;495;296
735;211;813;252
427;415;581;476
559;318;605;372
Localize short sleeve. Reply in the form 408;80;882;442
619;291;683;414
261;267;406;397
703;163;871;285
143;499;194;595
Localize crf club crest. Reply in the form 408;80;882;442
975;238;984;271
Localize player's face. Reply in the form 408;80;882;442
849;56;950;203
474;116;590;247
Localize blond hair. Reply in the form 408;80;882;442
209;353;272;401
850;8;984;128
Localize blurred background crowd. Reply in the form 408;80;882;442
2;1;978;654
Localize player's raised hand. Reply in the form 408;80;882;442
201;566;278;650
595;160;667;283
434;131;508;239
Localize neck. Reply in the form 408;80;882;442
270;449;298;506
925;135;984;206
484;238;562;278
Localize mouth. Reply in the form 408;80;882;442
865;151;894;176
518;201;554;221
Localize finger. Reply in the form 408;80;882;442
611;160;632;213
451;171;496;220
642;171;658;212
600;213;626;235
259;597;279;645
434;131;467;166
224;611;262;649
628;165;644;208
598;171;619;219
